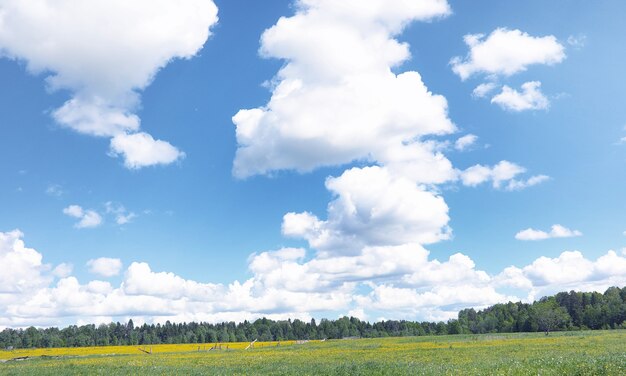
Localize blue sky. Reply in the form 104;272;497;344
1;0;626;327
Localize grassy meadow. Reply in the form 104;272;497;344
1;331;625;375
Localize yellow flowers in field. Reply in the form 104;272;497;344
1;331;625;375
0;340;299;360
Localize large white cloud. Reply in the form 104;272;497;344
232;0;455;179
451;28;566;80
282;166;450;256
0;0;218;168
2;229;626;327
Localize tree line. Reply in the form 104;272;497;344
1;286;625;349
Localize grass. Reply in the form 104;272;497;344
1;331;625;375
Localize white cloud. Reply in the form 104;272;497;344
0;0;218;168
460;161;548;191
3;230;626;327
105;202;137;225
62;205;84;218
115;213;137;225
491;81;549;112
87;258;123;278
472;83;498;98
451;28;565;80
232;0;455;180
515;224;582;241
282;166;450;256
0;230;50;294
45;184;64;198
109;132;186;169
505;175;550;191
63;205;103;229
76;211;103;229
567;34;587;49
52;263;73;278
454;134;478;151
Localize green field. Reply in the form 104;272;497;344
1;331;625;375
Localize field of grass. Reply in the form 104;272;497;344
1;331;625;375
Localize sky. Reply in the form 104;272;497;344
1;0;626;328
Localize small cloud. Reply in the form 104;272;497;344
505;175;550;191
454;134;478;151
45;184;64;197
63;205;84;218
63;205;103;229
491;81;549;112
109;132;185;169
567;34;587;49
116;213;137;225
451;28;566;80
460;161;548;191
86;257;123;277
53;263;73;278
472;83;498;98
515;224;582;241
105;202;137;225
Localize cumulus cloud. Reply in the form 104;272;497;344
232;0;455;180
109;132;186;169
454;134;478;151
63;205;103;229
491;81;549;112
0;230;50;294
3;229;626;327
460;161;548;191
52;263;73;278
87;258;123;278
472;82;498;98
0;0;218;168
282;166;450;256
450;28;566;80
515;224;582;241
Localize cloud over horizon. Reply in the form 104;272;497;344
2;229;625;328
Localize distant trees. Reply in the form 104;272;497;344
1;286;626;349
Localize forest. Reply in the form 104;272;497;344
1;286;625;349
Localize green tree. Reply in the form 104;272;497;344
533;300;570;334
